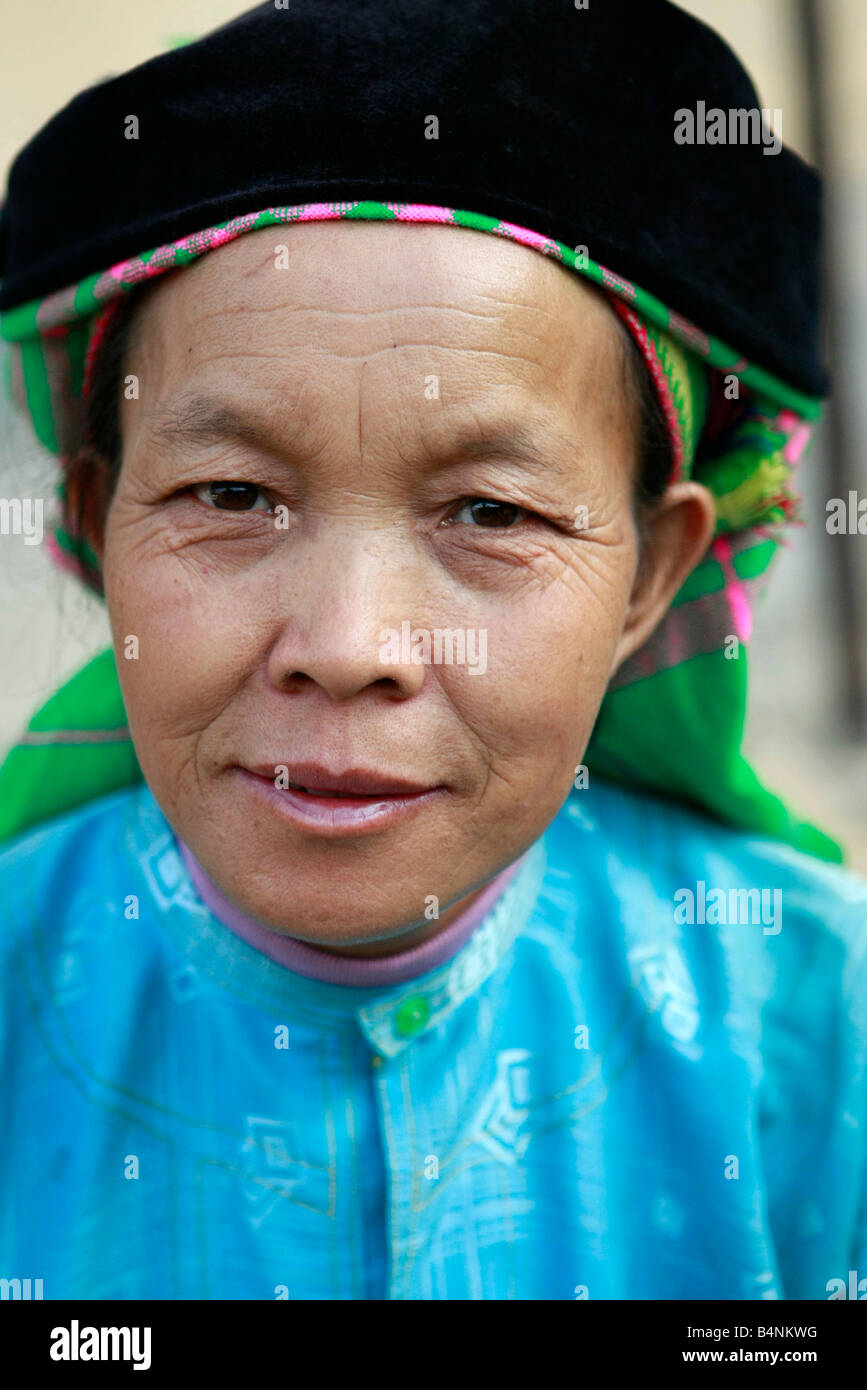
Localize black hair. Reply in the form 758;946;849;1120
82;282;147;488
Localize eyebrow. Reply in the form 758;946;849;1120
443;422;581;478
144;394;582;477
146;397;270;451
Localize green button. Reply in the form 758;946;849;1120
393;994;431;1037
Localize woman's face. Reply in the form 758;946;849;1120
100;222;712;950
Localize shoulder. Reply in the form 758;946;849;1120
0;782;150;877
545;775;867;923
540;777;867;1009
0;784;164;955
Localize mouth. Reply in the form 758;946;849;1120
236;763;446;836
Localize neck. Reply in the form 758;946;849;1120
178;842;526;988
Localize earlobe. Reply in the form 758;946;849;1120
611;481;717;674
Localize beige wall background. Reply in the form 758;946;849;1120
1;0;866;866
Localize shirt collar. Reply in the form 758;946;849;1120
356;839;546;1057
131;785;547;1057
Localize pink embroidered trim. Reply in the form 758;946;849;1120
608;297;684;478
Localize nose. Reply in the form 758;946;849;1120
265;531;428;702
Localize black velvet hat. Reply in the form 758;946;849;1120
0;0;825;396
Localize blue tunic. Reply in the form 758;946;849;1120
1;779;866;1300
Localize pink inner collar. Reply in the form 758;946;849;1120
178;841;525;988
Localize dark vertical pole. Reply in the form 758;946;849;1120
798;0;866;735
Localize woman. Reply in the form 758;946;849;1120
0;0;864;1300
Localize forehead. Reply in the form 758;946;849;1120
126;222;631;449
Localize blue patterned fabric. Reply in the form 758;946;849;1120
1;779;866;1301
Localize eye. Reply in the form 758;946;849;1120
450;497;528;528
193;481;272;512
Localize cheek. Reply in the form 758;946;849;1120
444;545;635;787
101;527;262;754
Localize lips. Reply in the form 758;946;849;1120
246;762;436;796
286;783;361;797
237;761;445;837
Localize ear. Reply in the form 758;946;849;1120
611;480;717;674
64;445;112;565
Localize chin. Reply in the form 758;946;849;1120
239;881;430;946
